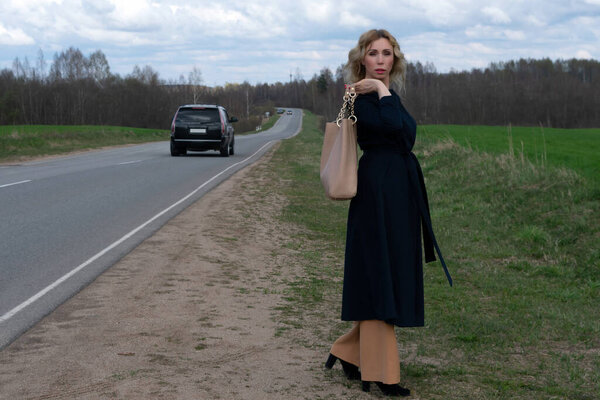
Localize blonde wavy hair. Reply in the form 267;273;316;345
344;29;407;92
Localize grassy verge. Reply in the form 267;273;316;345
240;114;282;135
268;111;599;399
0;125;169;162
1;113;283;161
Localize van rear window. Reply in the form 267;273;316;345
176;108;220;123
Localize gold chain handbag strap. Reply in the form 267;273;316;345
335;88;357;127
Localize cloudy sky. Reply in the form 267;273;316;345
1;0;599;86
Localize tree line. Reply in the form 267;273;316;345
1;47;598;129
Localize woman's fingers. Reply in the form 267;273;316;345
349;79;387;95
350;80;365;94
349;79;376;94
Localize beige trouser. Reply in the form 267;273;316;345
330;320;401;384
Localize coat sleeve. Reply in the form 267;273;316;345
355;94;416;150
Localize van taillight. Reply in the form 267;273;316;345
171;111;178;134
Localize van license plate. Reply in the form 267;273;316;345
190;128;206;134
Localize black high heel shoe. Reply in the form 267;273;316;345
362;381;410;397
325;353;361;380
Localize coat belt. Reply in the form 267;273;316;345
407;152;453;286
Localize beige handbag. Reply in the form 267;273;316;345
320;89;358;200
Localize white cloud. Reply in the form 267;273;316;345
465;24;498;39
576;50;593;59
0;23;35;45
406;0;467;27
301;1;335;23
465;25;524;41
82;0;114;15
526;15;545;27
339;10;372;28
503;30;525;40
468;42;496;55
482;6;511;24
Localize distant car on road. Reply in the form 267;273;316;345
286;110;292;115
170;105;238;157
276;108;284;114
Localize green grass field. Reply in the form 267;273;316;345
420;124;600;184
0;125;169;162
269;112;599;399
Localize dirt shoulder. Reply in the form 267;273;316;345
0;146;369;400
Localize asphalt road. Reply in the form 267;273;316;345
0;110;302;349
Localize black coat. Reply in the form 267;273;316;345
341;90;451;327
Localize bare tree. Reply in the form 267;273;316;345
188;66;203;103
89;50;110;85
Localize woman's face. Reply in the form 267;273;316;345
362;37;394;84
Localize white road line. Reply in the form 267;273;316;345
117;160;142;165
0;180;32;189
0;140;275;324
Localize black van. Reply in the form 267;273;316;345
170;104;238;157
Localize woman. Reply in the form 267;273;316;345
324;29;452;396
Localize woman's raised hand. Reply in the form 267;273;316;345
348;79;391;99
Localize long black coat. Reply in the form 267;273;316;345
341;90;451;327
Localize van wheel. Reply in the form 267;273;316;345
170;140;179;156
220;144;229;157
229;138;234;155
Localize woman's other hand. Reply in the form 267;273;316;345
350;79;391;99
